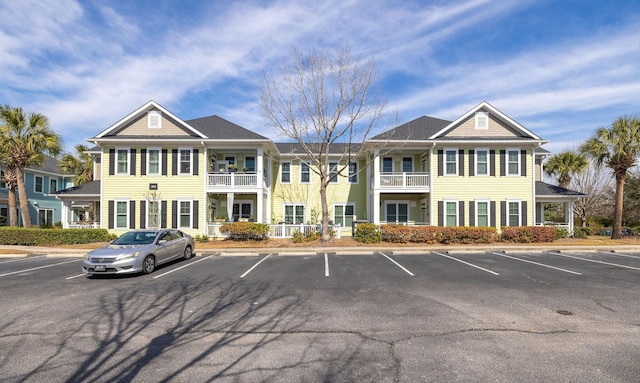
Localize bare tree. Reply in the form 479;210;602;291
571;159;614;228
260;45;386;242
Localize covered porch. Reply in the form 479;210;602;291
50;180;102;229
534;182;585;235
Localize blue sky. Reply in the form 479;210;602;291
1;0;639;155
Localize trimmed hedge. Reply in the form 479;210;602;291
500;226;557;243
354;223;382;243
219;222;270;240
0;227;115;246
378;225;498;244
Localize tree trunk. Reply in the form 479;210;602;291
16;167;32;228
319;182;331;243
612;173;625;239
7;186;18;226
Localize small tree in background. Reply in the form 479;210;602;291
544;150;587;189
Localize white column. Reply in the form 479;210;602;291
257;147;264;183
373;191;380;224
61;200;70;229
373;149;380;188
567;201;574;235
256;190;263;223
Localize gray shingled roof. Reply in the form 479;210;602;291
186;115;269;140
275;142;363;155
53;180;101;196
535;181;584;197
372;116;451;140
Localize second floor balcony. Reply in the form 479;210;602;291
207;172;269;191
375;172;430;191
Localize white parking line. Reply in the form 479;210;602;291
324;253;330;277
65;274;86;280
432;252;499;275
240;253;272;278
0;259;79;277
547;252;640;271
379;252;414;276
488;252;582;275
0;255;47;264
153;255;213;279
598;251;640;260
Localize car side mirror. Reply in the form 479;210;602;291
158;239;167;246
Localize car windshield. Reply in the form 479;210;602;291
113;231;158;245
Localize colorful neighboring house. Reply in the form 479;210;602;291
51;100;582;237
0;156;73;226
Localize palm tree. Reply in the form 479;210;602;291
59;144;94;185
0;105;62;228
544;151;588;189
580;115;640;239
1;165;19;226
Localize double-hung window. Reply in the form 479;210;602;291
300;162;310;183
179;149;192;175
334;204;355;228
245;156;256;172
115;200;129;229
348;162;358;183
507;200;521;226
475;149;489;176
49;179;57;193
38;209;53;226
329;162;338;183
402;157;413;173
445;200;458;226
34;176;44;193
147;148;161;175
445;149;458;176
179;200;192;228
284;204;304;224
116;148;129;175
476;200;489;226
507;149;520;176
382;157;393;173
281;162;291;183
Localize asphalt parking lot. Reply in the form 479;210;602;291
1;249;640;382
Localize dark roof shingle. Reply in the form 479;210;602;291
186;115;269;140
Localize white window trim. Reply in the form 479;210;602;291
475;199;490;227
444;148;458;176
147;147;162;175
178;147;193;176
384;200;410;223
114;199;130;230
506;199;522;226
382;157;394;173
34;175;44;194
300;161;311;184
38;208;54;226
444;199;459;227
224;155;237;165
178;199;193;229
148;111;161;129
506;147;521;176
348;162;358;184
280;161;291;184
232;199;254;220
329;161;339;184
333;202;356;226
49;178;57;193
283;202;305;224
475;148;490;176
475;111;489;130
145;198;162;229
401;157;413;173
115;147;130;175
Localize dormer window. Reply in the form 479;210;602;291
148;111;161;129
475;112;488;130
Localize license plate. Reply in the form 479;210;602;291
94;265;106;272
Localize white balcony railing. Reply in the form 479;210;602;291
378;172;429;189
208;173;259;188
206;223;342;239
67;222;101;229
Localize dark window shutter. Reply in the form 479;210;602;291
129;201;135;229
437;150;443;176
172;149;178;176
522;201;528;226
140;200;146;228
521;150;527;177
161;201;167;228
438;201;444;226
458;150;464;177
458;201;465;226
162;149;168;176
490;201;496;227
469;201;475;226
193;149;199;176
192;200;199;229
141;149;147;175
130;149;136;175
172;200;178;228
490;150;496;176
500;150;506;176
109;149;115;176
501;201;507;227
469;150;475;177
108;200;114;229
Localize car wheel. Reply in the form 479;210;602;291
183;245;193;260
142;255;156;274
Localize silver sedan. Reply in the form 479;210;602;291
82;229;195;275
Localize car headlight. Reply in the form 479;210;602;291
116;251;140;260
83;253;90;260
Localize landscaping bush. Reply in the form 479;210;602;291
291;229;320;243
573;226;589;239
219;222;269;240
354;223;382;243
381;224;412;243
500;226;557;243
379;225;498;245
0;227;115;246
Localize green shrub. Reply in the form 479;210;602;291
0;227;115;246
219;222;269;240
291;229;320;243
194;234;209;243
573;226;588;239
500;226;557;243
555;227;569;239
354;223;382;243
